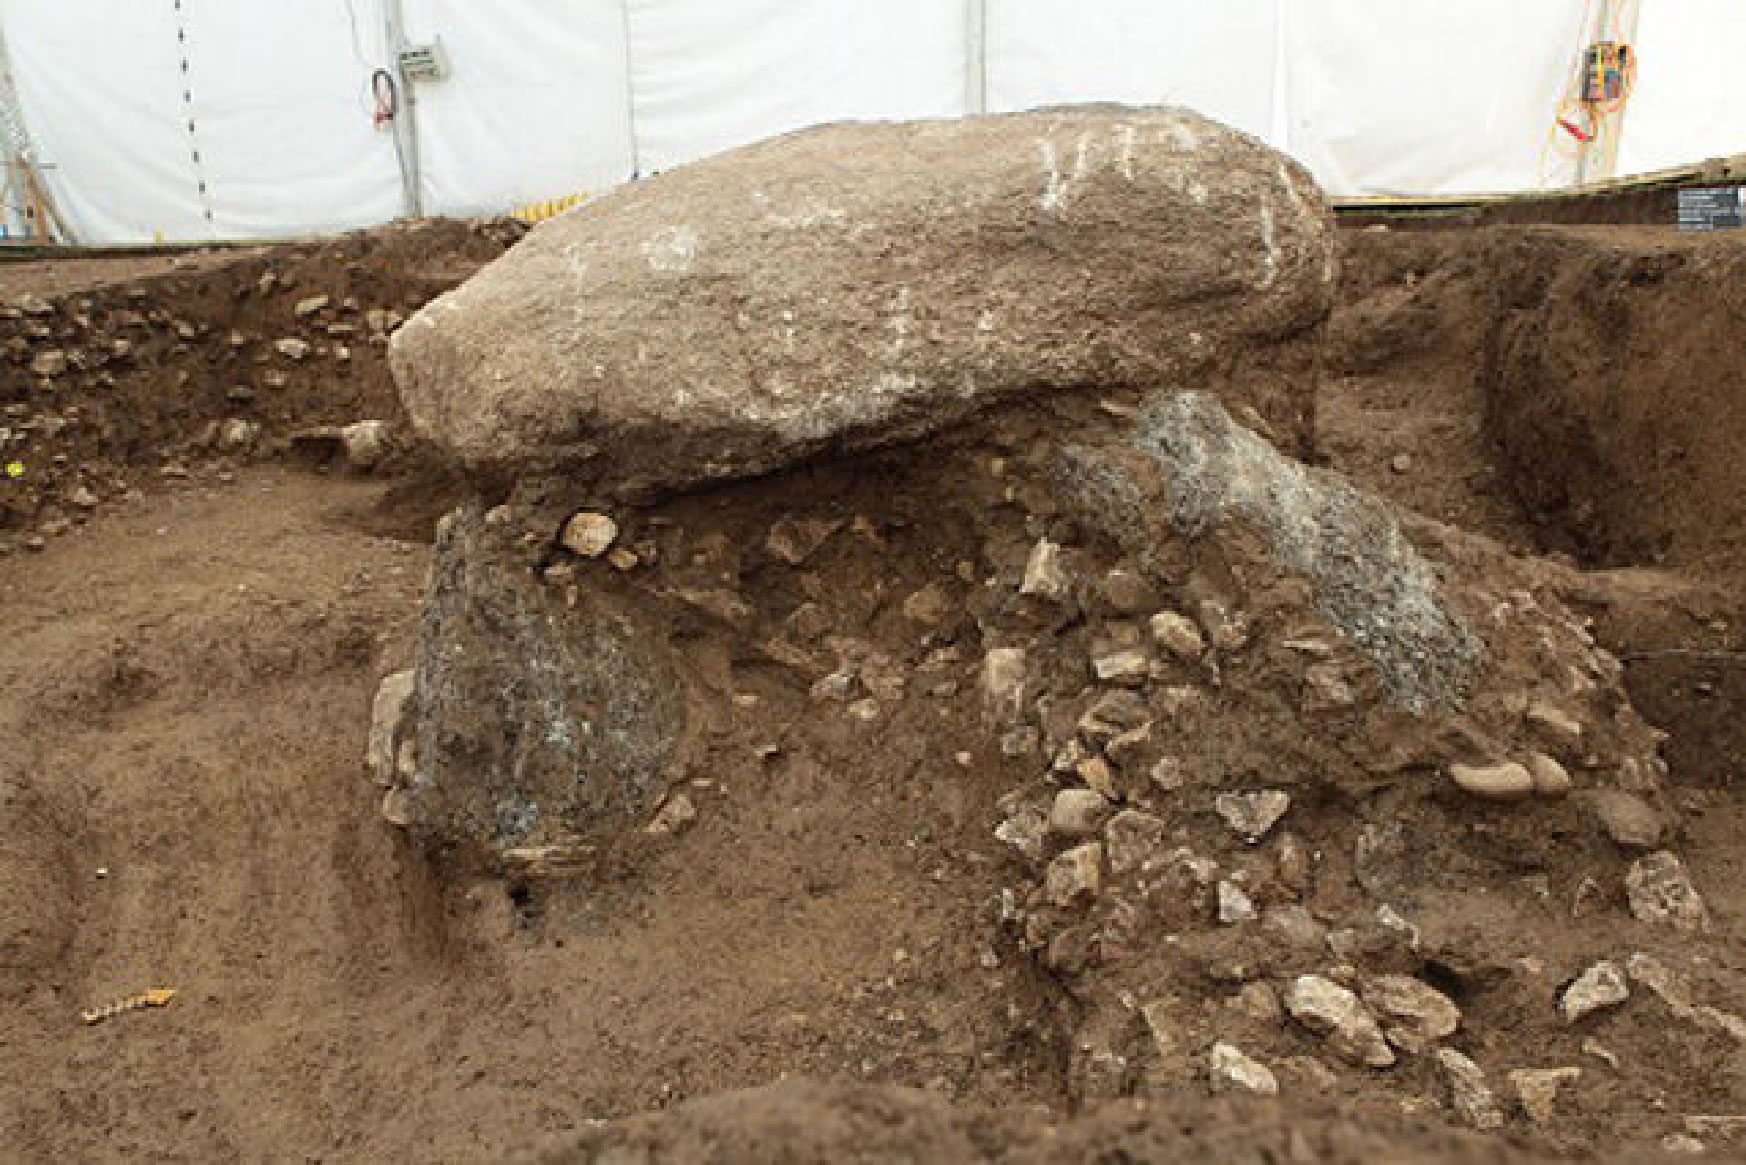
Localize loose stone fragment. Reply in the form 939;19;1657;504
1091;648;1150;686
1626;851;1712;934
1559;960;1629;1023
1214;790;1291;844
1216;880;1257;925
1434;1049;1505;1131
980;647;1028;726
1283;975;1395;1068
1020;538;1072;600
1526;752;1573;796
1509;1067;1581;1124
1104;809;1166;875
1048;788;1113;840
1362;975;1461;1053
1149;612;1205;662
1207;1043;1278;1097
1584;790;1666;849
1448;761;1534;801
645;792;697;835
561;511;619;558
1045;843;1103;907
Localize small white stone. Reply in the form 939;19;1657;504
1216;880;1257;924
1092;648;1151;686
1020;538;1072;600
560;511;619;558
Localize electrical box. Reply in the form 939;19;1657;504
397;38;450;83
1582;42;1631;103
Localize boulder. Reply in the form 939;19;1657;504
391;108;1334;497
400;503;690;853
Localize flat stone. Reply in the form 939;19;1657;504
30;349;67;376
1448;761;1534;801
274;337;312;360
1362;975;1461;1053
391;108;1333;494
1283;975;1395;1068
1214;790;1291;843
1626;851;1712;934
645;792;697;835
293;294;331;318
1509;1066;1581;1124
1559;960;1630;1023
1583;790;1667;849
560;511;619;558
1091;648;1151;686
1434;1049;1505;1131
1207;1042;1278;1096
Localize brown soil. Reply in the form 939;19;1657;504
4;219;1746;1162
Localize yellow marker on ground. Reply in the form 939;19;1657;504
4;461;21;478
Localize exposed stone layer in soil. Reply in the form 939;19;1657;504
3;221;1746;1162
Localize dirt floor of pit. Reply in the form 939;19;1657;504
5;221;1746;1161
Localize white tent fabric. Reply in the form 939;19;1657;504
401;0;634;215
626;0;967;175
985;0;1281;145
1283;1;1593;196
1617;0;1746;177
2;1;1744;245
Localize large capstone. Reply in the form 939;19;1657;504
390;107;1334;499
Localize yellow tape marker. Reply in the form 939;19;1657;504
82;988;177;1025
4;461;21;478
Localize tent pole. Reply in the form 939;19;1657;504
1576;0;1641;185
0;18;71;242
382;0;424;218
966;0;988;115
